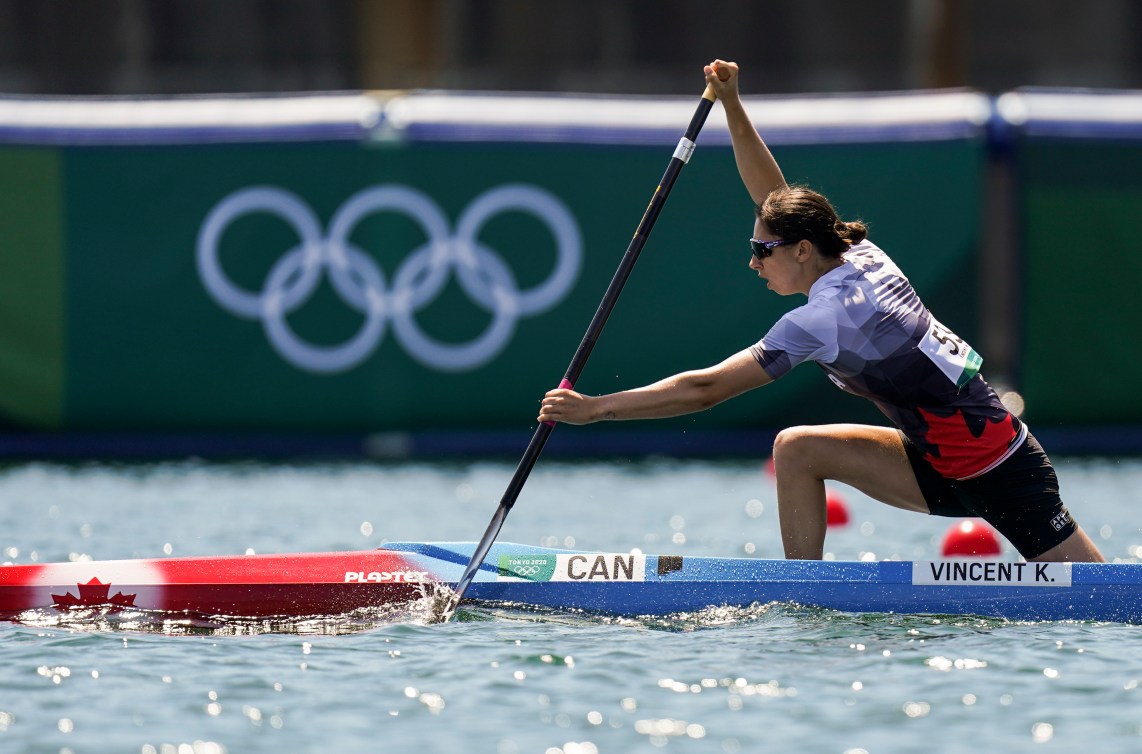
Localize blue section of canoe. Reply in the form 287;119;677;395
382;541;1142;623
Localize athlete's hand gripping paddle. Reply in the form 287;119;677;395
441;79;720;620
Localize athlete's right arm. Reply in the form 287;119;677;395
537;349;772;425
703;60;786;207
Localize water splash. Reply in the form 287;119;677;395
8;581;466;636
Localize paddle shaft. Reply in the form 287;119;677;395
449;84;718;609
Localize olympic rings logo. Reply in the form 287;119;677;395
196;184;582;373
512;565;543;577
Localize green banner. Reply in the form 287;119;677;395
1021;141;1142;424
0;136;984;433
0;147;65;428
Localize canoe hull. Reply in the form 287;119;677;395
0;550;430;618
2;542;1139;622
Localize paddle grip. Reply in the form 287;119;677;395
541;378;575;428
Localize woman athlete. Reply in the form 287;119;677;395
538;60;1104;563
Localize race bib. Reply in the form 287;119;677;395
919;317;982;389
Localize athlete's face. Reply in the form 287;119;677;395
749;220;802;296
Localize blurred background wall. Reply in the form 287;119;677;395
1;0;1141;458
1;0;1140;97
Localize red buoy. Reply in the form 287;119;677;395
941;519;1002;557
825;490;850;527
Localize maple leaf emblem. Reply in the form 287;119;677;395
52;577;137;609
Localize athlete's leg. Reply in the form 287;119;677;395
1030;527;1105;563
771;424;929;559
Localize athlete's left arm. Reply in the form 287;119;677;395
538;349;772;425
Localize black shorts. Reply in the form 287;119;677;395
900;430;1077;559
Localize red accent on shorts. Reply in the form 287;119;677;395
916;407;1017;479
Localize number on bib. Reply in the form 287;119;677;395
919;317;982;389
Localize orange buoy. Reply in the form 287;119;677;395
941;519;1002;557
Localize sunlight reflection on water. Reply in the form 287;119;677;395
0;457;1140;753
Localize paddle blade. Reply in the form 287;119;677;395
442;504;509;619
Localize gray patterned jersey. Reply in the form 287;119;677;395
749;241;1022;480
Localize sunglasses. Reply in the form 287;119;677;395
749;238;797;260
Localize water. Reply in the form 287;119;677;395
1;456;1141;753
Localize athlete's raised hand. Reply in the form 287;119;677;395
704;59;740;101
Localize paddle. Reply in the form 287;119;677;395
442;81;720;619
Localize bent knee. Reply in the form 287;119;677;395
772;424;902;476
772;425;832;469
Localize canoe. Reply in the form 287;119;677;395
1;541;1137;623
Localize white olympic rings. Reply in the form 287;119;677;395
196;184;582;373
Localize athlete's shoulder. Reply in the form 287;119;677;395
842;239;907;280
843;239;890;265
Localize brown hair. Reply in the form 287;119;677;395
756;185;867;259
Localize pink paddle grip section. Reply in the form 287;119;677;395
543;379;575;427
